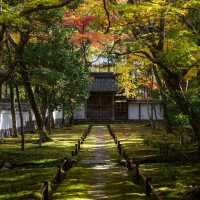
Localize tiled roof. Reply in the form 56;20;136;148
88;73;118;92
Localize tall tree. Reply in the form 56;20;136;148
9;82;18;137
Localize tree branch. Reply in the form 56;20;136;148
0;24;5;42
20;0;72;16
0;61;17;85
157;11;165;51
103;0;111;33
135;50;155;63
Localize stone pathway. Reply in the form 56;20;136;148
52;126;148;200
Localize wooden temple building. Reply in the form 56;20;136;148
73;72;164;121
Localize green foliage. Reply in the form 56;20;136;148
174;114;189;126
23;27;89;115
160;164;179;181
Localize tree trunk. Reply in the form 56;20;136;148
162;101;173;133
50;111;55;129
68;105;74;127
9;83;18;137
28;109;35;133
0;84;2;100
47;110;52;134
20;66;50;143
69;115;73;126
152;65;173;133
188;113;200;152
62;104;65;128
47;107;54;134
40;87;48;125
163;72;200;151
15;84;24;151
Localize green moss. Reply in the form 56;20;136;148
53;126;148;200
111;123;200;200
0;125;86;200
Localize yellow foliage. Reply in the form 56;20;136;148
10;32;20;44
116;63;137;98
184;67;199;80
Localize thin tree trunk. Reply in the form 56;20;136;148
48;110;52;134
62;104;65;128
9;83;18;137
0;84;2;100
20;66;50;144
163;72;200;151
69;115;73;126
152;65;172;132
50;110;55;129
40;87;48;125
68;104;74;127
15;85;24;151
47;107;53;134
28;109;35;133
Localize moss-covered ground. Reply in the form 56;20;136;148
111;123;200;200
0;125;88;200
53;125;153;200
1;123;199;200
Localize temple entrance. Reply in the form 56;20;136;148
87;92;114;121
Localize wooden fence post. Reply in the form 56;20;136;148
78;140;81;151
41;181;49;200
135;162;140;183
145;177;152;196
127;159;132;170
118;141;122;155
55;166;62;183
75;144;78;154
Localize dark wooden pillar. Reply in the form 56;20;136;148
84;102;87;120
139;103;141;120
112;93;115;121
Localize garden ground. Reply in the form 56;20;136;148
0;125;88;200
0;123;199;200
111;123;200;200
53;125;149;200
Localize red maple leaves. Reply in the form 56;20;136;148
63;14;96;33
70;32;115;48
63;13;115;48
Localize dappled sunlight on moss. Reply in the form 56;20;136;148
0;125;87;200
111;123;200;200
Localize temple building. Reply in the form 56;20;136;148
73;72;164;121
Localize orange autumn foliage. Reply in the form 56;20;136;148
70;32;115;48
63;13;96;33
63;13;116;48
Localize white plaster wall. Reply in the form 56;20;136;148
15;111;30;127
0;108;71;138
53;110;63;120
0;111;12;129
141;104;149;120
73;105;85;120
128;103;164;120
153;104;164;120
0;110;30;130
128;104;139;120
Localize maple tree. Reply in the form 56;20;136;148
102;0;200;145
65;0;200;145
63;11;117;65
0;0;199;148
